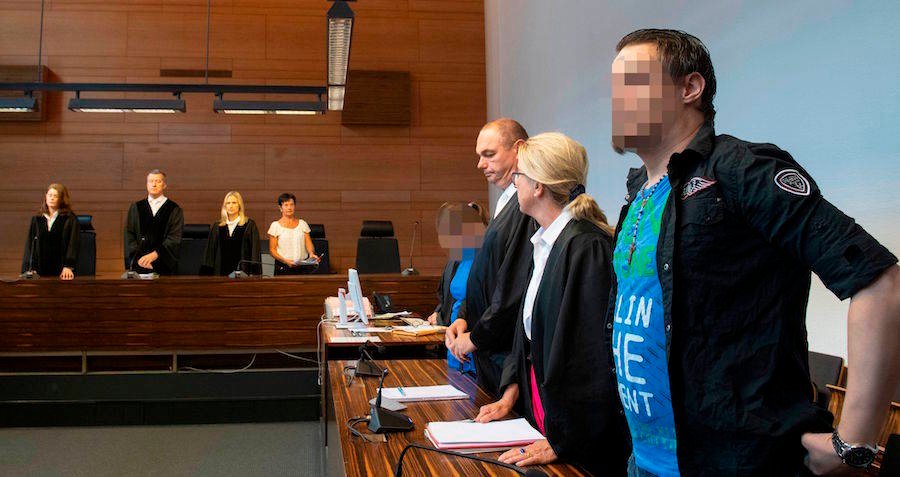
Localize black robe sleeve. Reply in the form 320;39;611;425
501;222;629;476
156;205;184;271
242;219;261;275
22;216;39;273
61;213;81;270
124;203;141;270
468;202;535;353
199;221;219;276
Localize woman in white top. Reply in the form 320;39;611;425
267;192;318;275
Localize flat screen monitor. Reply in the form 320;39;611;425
347;268;368;324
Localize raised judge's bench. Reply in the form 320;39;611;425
0;273;439;372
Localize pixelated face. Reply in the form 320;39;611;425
475;126;517;187
45;187;59;209
146;173;166;197
279;198;295;217
611;43;681;154
437;211;486;258
224;195;240;217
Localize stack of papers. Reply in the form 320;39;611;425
392;325;444;336
330;336;382;344
381;385;469;402
425;418;544;454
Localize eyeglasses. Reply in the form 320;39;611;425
511;171;531;188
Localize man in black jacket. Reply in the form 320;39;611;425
445;118;536;396
608;29;899;476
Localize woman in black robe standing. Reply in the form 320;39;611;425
22;183;81;280
474;132;629;476
200;191;261;276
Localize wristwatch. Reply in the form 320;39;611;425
831;430;877;468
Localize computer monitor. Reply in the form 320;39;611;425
348;268;368;325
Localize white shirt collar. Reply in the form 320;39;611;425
225;216;240;235
148;195;167;204
494;182;517;218
43;210;59;231
530;209;573;249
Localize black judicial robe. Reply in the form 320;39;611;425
199;219;262;276
464;194;536;396
22;213;80;276
433;260;462;326
499;219;630;476
124;199;184;275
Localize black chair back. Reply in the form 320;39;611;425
808;351;844;409
176;224;210;275
308;223;330;274
355;220;400;274
75;215;96;276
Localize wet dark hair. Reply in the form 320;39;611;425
617;28;717;122
277;193;297;206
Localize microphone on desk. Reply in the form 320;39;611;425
20;234;40;279
354;340;385;377
229;259;262;279
121;236;145;279
394;442;549;477
401;221;419;276
368;368;414;433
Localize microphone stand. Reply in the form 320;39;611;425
228;259;262;279
121;236;145;279
354;341;385;378
401;221;419;276
367;368;414;433
20;235;40;279
394;442;549;477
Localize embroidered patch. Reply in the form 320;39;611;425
774;169;811;196
681;176;717;199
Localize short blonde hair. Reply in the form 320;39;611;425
516;132;613;235
219;191;248;226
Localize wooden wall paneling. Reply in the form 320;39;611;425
45;11;128;57
342;70;411;126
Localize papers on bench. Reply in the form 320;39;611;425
424;418;544;454
330;336;382;344
381;384;468;402
392;325;444;336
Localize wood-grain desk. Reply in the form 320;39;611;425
320;321;445;362
325;359;588;477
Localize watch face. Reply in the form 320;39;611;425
845;447;876;467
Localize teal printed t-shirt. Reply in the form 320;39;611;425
612;177;680;476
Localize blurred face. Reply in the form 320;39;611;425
611;43;681;154
224;195;240;217
279;199;295;218
146;173;167;198
475;127;518;187
45;188;60;210
437;212;486;259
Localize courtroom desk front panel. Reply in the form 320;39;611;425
0;274;439;354
325;359;588;477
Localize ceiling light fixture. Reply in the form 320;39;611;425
327;0;354;111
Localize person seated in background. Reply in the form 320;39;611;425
200;191;261;276
427;201;489;374
474;133;630;476
124;169;184;275
22;183;81;280
267;192;318;276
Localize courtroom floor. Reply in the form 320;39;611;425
0;421;322;477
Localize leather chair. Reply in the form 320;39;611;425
355;220;400;274
808;351;844;409
308;223;331;274
176;224;211;275
75;215;96;276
